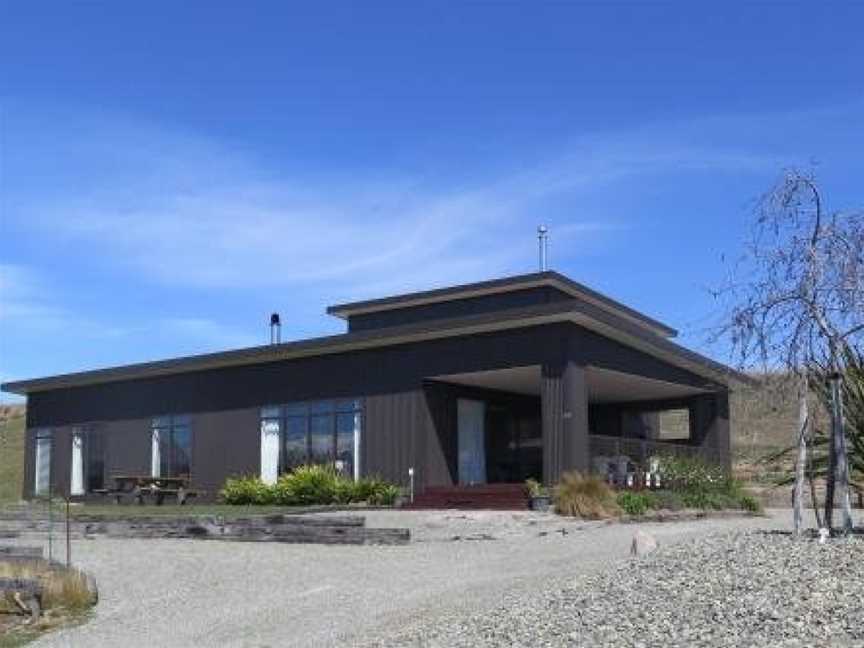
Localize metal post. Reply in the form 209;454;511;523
65;497;71;568
47;492;53;563
408;467;415;504
537;225;548;271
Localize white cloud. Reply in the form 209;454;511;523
10;107;793;304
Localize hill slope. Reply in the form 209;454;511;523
0;406;26;503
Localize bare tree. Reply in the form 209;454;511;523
714;168;864;533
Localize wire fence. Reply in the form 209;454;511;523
1;496;78;567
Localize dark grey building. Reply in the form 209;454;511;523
2;271;746;501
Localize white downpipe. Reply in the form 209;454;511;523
260;419;280;485
353;412;362;481
71;431;85;496
151;429;161;478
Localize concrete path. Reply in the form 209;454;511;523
28;509;793;648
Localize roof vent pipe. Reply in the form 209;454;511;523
537;225;549;271
270;312;281;345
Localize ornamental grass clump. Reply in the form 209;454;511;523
220;466;401;506
554;471;620;519
275;465;338;505
0;561;96;615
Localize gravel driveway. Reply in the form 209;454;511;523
27;509;793;648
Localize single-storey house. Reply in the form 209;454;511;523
2;271;746;503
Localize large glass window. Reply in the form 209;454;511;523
151;415;192;478
34;429;53;497
70;425;105;495
260;399;362;480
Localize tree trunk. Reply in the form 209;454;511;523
830;376;854;533
793;383;809;535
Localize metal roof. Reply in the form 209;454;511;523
2;296;750;396
326;271;679;338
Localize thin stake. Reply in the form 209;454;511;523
47;493;53;563
66;497;71;568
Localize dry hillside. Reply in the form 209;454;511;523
0;404;26;503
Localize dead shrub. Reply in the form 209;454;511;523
554;471;621;519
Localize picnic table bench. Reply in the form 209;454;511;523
96;475;199;505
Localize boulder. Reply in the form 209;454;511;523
631;530;658;557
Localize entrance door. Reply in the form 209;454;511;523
457;399;486;485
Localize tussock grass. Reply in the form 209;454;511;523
554;471;621;519
0;561;95;614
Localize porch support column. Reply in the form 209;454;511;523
693;391;731;471
563;362;590;475
542;361;590;485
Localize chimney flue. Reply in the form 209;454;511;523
270;312;281;345
537;225;549;271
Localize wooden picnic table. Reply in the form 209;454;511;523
99;475;197;505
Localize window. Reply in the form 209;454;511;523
34;429;52;497
658;408;691;440
151;415;192;478
86;428;106;491
71;426;106;495
260;399;362;483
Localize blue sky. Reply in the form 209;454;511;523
1;1;862;402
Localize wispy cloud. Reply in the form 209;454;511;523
13;111;786;303
4;98;858;392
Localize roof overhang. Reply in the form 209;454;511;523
1;301;751;397
326;271;678;338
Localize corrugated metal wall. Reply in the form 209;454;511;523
541;363;565;484
363;391;424;487
20;321;732;498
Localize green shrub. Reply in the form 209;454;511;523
652;455;762;513
367;482;400;505
220;467;402;507
524;478;545;498
220;475;274;505
737;492;762;513
650;490;685;511
275;464;339;505
333;478;358;504
653;455;725;492
616;491;656;516
554;471;620;519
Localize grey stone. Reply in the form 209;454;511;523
630;530;658;556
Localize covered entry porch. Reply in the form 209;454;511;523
423;362;728;491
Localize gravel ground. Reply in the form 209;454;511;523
372;529;864;648
16;509;795;648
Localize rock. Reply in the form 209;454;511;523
372;531;864;648
630;530;658;556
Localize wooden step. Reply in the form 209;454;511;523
407;483;531;510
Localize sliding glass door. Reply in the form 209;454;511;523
457;399;486;485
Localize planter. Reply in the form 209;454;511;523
530;495;552;512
